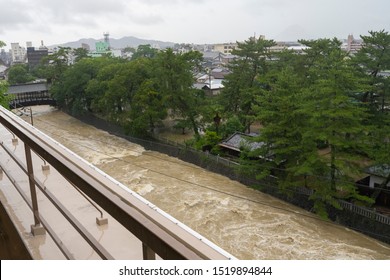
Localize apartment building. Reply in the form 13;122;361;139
27;47;48;70
345;34;363;54
10;43;26;64
213;42;238;54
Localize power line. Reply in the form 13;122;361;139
33;117;306;196
34;117;390;192
30;116;390;240
33;119;314;203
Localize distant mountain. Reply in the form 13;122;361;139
52;36;176;50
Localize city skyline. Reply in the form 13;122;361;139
0;0;389;48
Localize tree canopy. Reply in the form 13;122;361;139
219;36;276;133
240;36;385;217
131;44;158;60
154;49;204;138
7;64;35;85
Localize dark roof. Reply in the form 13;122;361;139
365;164;390;178
219;132;264;152
211;68;230;79
7;83;48;95
201;51;222;60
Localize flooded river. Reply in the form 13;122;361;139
27;106;390;259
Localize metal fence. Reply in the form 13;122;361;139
338;200;390;225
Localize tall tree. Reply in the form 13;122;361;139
155;49;204;138
353;30;390;187
253;66;311;186
353;30;390;108
219;36;276;132
7;64;35;84
251;39;372;218
127;78;167;136
87;61;126;119
73;48;90;63
90;58;150;122
40;47;72;84
131;44;158;60
51;57;111;114
299;38;372;216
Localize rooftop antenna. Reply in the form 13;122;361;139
253;32;257;42
103;32;110;50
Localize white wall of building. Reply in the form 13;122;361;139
10;43;26;63
369;175;390;188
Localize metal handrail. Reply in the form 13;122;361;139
0;106;234;260
0;164;75;259
0;141;114;259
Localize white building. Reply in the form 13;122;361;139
365;164;390;189
213;43;238;54
10;43;26;63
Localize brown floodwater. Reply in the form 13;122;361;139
21;106;390;259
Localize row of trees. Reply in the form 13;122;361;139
1;32;389;217
39;46;205;138
221;32;390;216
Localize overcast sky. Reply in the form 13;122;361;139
0;0;389;48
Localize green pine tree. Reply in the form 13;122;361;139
220;36;276;132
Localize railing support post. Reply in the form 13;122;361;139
29;107;34;126
142;243;156;260
24;144;45;236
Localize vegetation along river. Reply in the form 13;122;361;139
29;106;390;259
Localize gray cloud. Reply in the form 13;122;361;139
27;0;166;27
34;0;127;15
136;0;204;5
30;0;126;25
0;4;33;27
1;0;389;46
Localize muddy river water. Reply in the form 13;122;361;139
26;106;390;259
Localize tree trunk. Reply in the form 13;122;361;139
330;144;336;191
149;115;155;133
190;116;199;139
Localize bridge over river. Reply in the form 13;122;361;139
1;105;390;259
6;82;56;109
